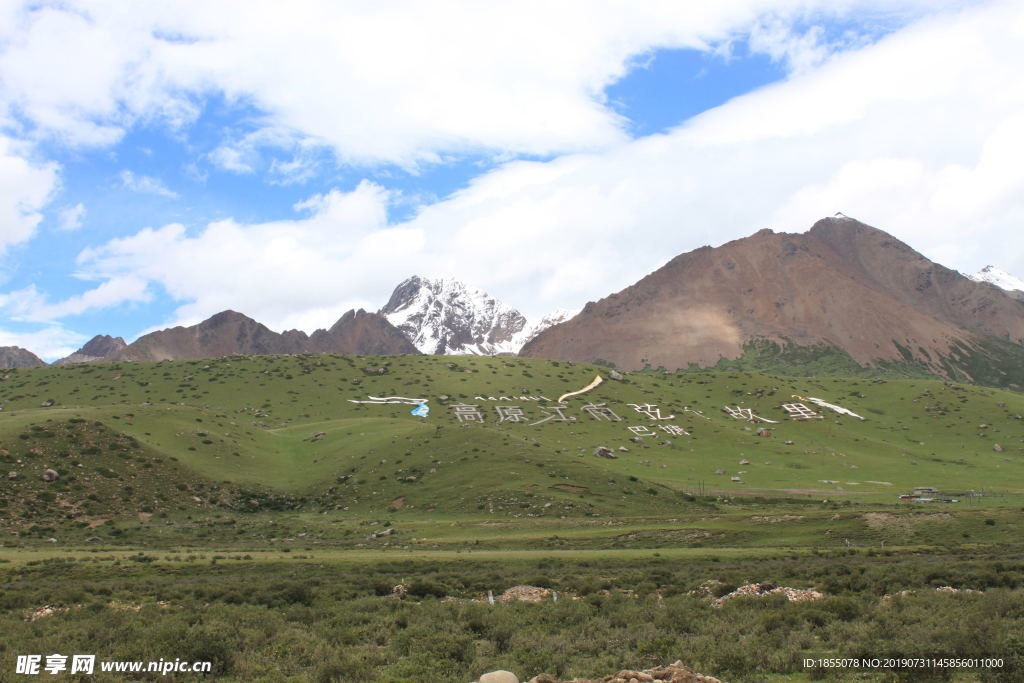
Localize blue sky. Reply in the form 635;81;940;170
1;0;1021;360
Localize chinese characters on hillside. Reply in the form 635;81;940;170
350;390;863;435
450;401;688;438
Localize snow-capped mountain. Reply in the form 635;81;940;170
379;276;575;355
970;265;1024;300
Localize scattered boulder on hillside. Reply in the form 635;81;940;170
41;469;59;482
309;431;326;442
7;471;17;480
526;660;721;683
756;428;771;437
40;400;54;407
993;443;1003;452
593;446;617;459
608;370;624;381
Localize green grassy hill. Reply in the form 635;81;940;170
1;354;1022;532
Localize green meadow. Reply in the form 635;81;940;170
1;354;1023;681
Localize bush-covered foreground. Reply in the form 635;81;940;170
2;548;1023;682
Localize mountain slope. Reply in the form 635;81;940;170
380;276;569;355
521;217;1024;384
54;334;127;365
109;309;417;362
0;346;46;369
808;218;1024;342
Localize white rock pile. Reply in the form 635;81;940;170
712;582;824;608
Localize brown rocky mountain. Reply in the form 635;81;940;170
0;346;46;369
54;334;127;365
109;309;418;362
521;216;1024;383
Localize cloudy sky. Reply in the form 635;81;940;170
1;0;1022;360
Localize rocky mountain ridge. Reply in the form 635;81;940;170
521;216;1024;386
106;309;418;362
6;218;1024;388
0;346;46;369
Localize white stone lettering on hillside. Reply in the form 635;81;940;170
473;395;550;401
528;405;577;426
781;403;823;420
627;403;675;420
348;395;427;404
495;406;527;423
627;425;657;437
581;402;621;421
799;395;866;420
451;404;484;422
659;424;689;436
723;405;779;423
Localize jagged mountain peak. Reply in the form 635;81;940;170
380;276;574;356
54;334;127;365
380;275;528;355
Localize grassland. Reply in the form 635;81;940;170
1;354;1022;681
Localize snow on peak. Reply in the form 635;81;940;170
379;276;574;355
969;265;1024;293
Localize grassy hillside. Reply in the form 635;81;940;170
1;354;1022;530
2;355;1023;681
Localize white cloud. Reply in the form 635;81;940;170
0;0;955;166
118;170;179;198
0;275;151;323
208;145;253;174
0;325;86;362
0;135;59;251
62;0;1024;332
209;126;321;183
55;202;86;231
75;181;415;331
